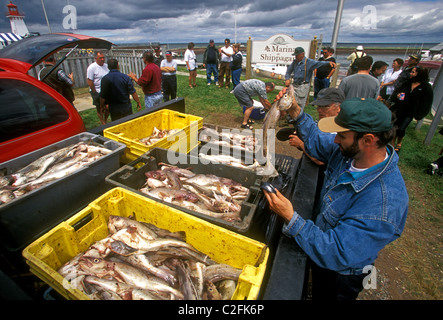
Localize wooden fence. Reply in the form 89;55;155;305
28;49;149;89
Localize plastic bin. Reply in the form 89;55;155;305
242;106;266;120
0;132;126;251
103;109;203;163
22;187;269;300
105;148;263;234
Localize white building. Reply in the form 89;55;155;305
6;1;29;37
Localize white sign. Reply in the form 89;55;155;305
251;34;311;65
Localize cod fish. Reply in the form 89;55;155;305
260;84;295;177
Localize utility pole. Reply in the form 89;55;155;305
41;0;52;33
331;0;344;54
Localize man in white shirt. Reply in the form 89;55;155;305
87;51;109;124
379;58;404;100
160;51;178;101
218;38;234;89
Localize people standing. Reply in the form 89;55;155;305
265;95;409;300
230;43;243;91
100;58;141;122
219;38;234;89
370;61;388;79
153;45;164;67
160;50;178;102
379;58;404;101
313;47;336;98
338;56;380;99
87;51;109;124
393;53;421;91
203;39;219;86
387;66;433;153
233;79;275;129
129;51;162;109
184;42;197;88
285;47;336;111
39;55;75;105
346;45;366;76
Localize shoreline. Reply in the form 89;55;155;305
119;45;418;56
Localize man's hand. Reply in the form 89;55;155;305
289;134;305;151
263;189;294;223
273;87;287;102
287;97;301;120
128;72;137;81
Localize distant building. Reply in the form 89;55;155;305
6;1;29;37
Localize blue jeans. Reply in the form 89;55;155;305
144;91;163;108
231;68;241;89
314;77;330;98
206;64;218;84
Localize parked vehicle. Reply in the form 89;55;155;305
0;33;112;163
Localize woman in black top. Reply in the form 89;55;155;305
388;66;433;152
230;44;243;90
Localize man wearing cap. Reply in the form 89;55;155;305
160;51;178;102
347;45;366;76
393;53;421;91
264;96;409;300
277;88;344;166
285;47;336;112
203;39;219;86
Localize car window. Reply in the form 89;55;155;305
0;79;69;143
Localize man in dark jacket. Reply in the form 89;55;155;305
100;59;141;121
39;55;75;104
203;39;219;86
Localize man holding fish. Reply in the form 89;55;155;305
264;91;409;300
285;47;336;112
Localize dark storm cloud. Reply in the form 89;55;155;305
0;0;442;43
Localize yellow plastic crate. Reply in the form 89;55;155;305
22;187;269;300
103;109;203;163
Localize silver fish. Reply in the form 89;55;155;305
260;84;295;177
108;215;158;240
118;254;177;286
84;276;158;300
175;259;200;300
216;279;237;300
203;263;242;283
0;189;15;204
143;187;199;203
202;280;222;300
78;256;184;299
109;227;200;256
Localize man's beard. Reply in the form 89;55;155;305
340;138;360;159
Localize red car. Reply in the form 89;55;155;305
0;33;111;163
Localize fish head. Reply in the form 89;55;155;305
78;256;111;275
278;84;295;111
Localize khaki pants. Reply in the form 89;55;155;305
294;82;311;110
218;61;231;87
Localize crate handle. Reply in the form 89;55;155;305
71;212;94;231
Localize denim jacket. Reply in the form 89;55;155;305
283;112;409;275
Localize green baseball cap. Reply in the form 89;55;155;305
292;47;305;55
318;98;393;133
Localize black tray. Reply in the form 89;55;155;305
105;148;264;234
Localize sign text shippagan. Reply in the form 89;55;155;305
251;34;311;65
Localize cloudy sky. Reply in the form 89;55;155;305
1;0;442;44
